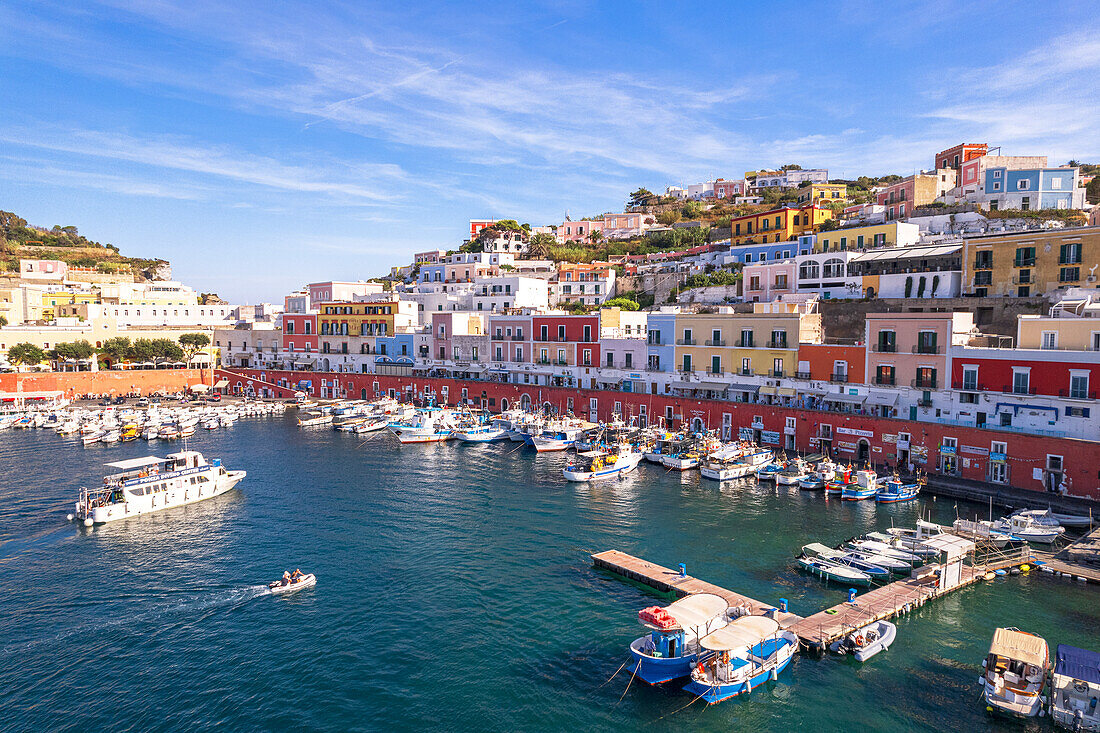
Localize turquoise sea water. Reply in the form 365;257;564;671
2;415;1098;732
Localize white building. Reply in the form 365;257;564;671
471;276;549;313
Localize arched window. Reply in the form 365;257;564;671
823;258;844;278
799;261;820;280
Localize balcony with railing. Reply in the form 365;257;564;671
795;370;812;379
912;377;938;389
973;257;993;270
917;398;933;407
555;358;570;366
830;373;849;383
1060;388;1098;400
676;338;697;345
874;375;896;386
1013;257;1036;267
705;339;726;346
912;344;942;354
1003;385;1036;395
738;340;755;348
738;368;753;376
766;340;789;349
871;343;897;353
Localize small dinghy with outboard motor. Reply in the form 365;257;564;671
829;620;896;662
269;571;317;595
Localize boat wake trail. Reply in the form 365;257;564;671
0;584;272;655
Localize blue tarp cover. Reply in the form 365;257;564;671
1056;644;1100;685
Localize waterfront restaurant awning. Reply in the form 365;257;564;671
105;456;163;470
823;393;866;405
214;379;229;389
671;381;727;392
726;383;759;394
190;383;210;393
777;387;797;397
294;359;316;367
759;386;777;396
597;376;621;385
866;392;899;407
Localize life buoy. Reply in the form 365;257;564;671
854;635;865;646
696;663;705;676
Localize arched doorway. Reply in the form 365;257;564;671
857;439;870;466
322;358;330;371
865;286;875;299
500;397;509;411
520;394;532;411
361;388;367;400
692;417;704;433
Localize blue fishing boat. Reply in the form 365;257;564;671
841;470;879;501
683;616;798;704
876;476;921;503
627;593;730;684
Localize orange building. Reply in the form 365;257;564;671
796;343;866;384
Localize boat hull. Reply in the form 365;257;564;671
628;637;697;685
683;640;796;703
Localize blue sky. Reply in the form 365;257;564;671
1;1;1098;302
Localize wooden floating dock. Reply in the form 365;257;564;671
790;566;983;647
593;547;1032;649
591;550;803;627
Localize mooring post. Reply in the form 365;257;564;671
678;563;686;577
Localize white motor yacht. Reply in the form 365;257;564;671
74;451;246;525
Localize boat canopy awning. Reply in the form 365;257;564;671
663;593;729;631
1056;644;1100;684
920;533;975;559
699;615;780;652
990;628;1048;668
105;456;163;470
866;392;899;406
823;393;866;404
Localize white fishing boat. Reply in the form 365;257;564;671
563;447;643;481
387;408;456;444
99;429;120;444
1013;508;1093;529
799;461;838;490
353;418;388;434
776;458;810;486
984;514;1065;544
980;627;1049;718
73;451;246;525
848;538;923;566
701;447;772;481
82;430;105;446
454;423;508;443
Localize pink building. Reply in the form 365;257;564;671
956;155;1049;198
487;314;531;364
19;259;68;281
741;260;796;302
865;312;974;391
601;212;654;239
557;219;605;243
713;178;746;199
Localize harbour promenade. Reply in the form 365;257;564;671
224;367;1100;502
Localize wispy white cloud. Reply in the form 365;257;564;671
0;126;407;203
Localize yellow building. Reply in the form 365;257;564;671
318;300;398;340
671;311;822;378
1017;313;1100;351
40;291;100;321
964;226;1100;298
815;221;921;252
730;204;833;245
796;183;848;205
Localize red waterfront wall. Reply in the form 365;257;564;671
0;369;209;398
227;368;1100;500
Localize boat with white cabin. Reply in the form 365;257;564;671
74;451;246;525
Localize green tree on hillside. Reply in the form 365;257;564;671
0;315;7;328
7;342;45;366
628;188;654;207
100;337;132;363
1086;177;1100;205
601;297;640;311
527;232;556;259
